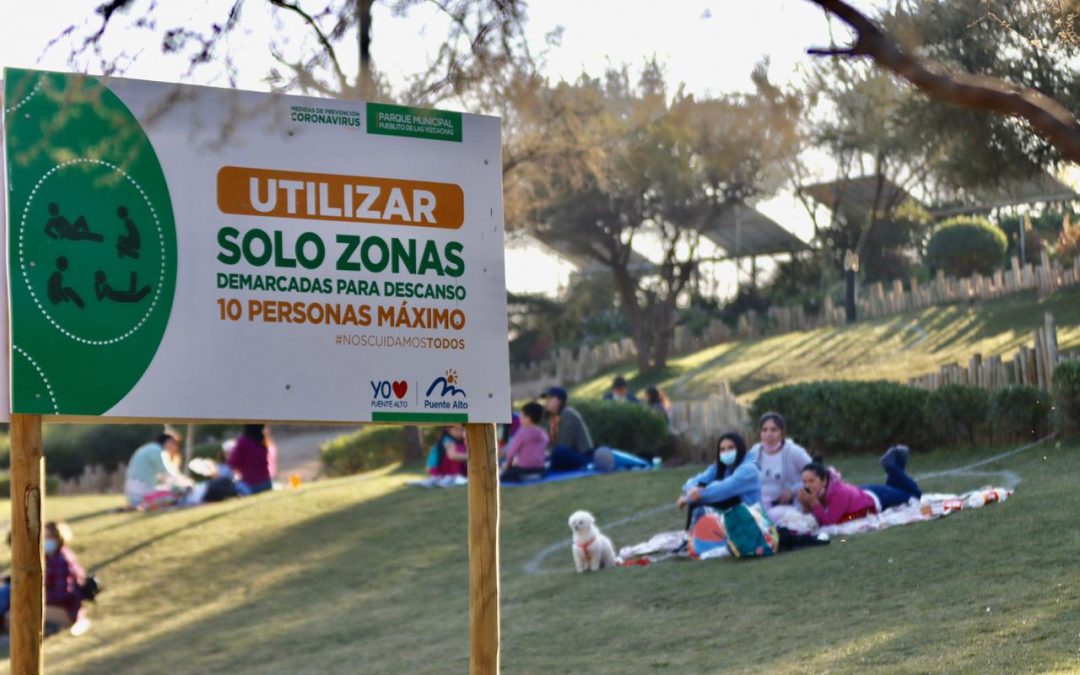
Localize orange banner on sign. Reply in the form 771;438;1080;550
217;166;464;230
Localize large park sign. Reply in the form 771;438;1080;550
4;69;507;674
3;68;510;424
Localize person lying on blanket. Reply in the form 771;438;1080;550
677;432;761;530
797;446;923;526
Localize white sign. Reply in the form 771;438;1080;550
3;69;510;424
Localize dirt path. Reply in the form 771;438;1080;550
271;427;359;482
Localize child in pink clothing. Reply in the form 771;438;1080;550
500;402;549;482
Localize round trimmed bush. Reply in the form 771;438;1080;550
320;426;443;477
751;380;935;455
1052;361;1080;437
926;384;990;447
572;400;674;459
926;216;1008;277
989;385;1052;441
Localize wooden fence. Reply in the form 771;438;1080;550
668;382;749;462
512;252;1080;396
56;463;126;495
908;312;1077;393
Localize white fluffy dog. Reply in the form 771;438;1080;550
568;510;619;572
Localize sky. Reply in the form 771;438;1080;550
0;0;885;296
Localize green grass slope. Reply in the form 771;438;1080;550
570;287;1080;402
6;442;1078;674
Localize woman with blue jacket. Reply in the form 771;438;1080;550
677;432;761;530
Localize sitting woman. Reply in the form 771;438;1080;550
798;445;923;526
44;521;91;636
500;402;549;482
677;432;761;530
750;412;812;511
428;424;468;478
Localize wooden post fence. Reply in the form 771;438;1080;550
465;423;500;674
10;414;44;675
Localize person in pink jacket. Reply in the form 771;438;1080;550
797;446;923;525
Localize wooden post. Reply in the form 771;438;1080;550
10;414;44;675
465;423;500;675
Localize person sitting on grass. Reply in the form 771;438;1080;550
500;402;549;482
750;412;812;511
645;386;672;426
427;424;468;478
44;522;91;637
677;432;761;530
542;387;595;472
602;375;639;403
228;424;278;495
797;445;923;526
124;432;192;508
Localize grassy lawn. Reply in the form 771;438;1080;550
570;287;1080;401
3;441;1078;673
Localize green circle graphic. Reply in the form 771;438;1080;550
5;70;178;415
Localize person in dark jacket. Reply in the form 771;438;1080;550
542;387;595;472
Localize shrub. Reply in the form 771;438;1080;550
43;425;163;479
926;216;1008;277
572;400;674;459
1052;361;1080;437
320;426;442;477
989;385;1052;441
751;380;934;455
0;472;60;498
926;385;990;447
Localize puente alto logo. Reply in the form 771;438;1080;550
426;369;466;398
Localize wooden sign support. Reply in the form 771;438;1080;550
465;423;500;675
10;413;44;675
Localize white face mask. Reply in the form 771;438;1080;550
718;450;737;466
44;539;59;555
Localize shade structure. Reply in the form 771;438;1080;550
800;176;917;227
530;231;655;274
699;202;811;258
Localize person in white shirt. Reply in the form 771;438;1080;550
749;412;811;509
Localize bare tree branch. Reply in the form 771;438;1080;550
267;0;349;94
804;0;1080;163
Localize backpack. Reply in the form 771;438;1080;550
722;503;779;558
81;575;103;601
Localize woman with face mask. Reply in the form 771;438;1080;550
44;521;91;636
677;432;761;531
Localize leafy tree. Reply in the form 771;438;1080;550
802;0;1080;167
523;63;801;372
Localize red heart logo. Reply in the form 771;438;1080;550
392;381;408;399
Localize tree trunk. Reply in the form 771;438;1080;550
611;265;651;372
401;426;424;465
358;0;375;99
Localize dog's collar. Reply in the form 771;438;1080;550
577;537;596;561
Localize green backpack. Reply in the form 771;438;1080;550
723;503;779;558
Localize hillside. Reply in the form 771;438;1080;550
570;287;1080;402
4;442;1078;673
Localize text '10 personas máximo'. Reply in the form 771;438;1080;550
2;68;510;424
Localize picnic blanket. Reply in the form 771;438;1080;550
618;487;1012;563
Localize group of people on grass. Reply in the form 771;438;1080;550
677;412;924;537
124;424;278;509
427;379;668;483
